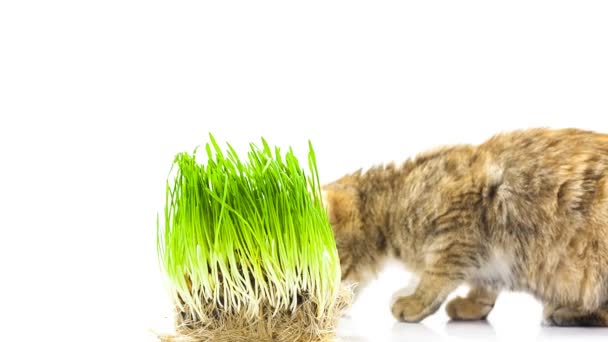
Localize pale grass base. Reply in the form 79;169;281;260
158;287;352;342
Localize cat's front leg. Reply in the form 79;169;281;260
391;272;461;322
446;286;499;320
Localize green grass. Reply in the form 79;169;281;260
157;134;341;324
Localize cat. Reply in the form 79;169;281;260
323;128;608;326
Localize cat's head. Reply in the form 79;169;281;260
323;172;377;291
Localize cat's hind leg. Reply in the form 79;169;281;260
544;304;608;327
446;286;499;321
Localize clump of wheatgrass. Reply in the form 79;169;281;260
157;135;351;342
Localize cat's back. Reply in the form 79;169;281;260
477;128;608;237
481;128;608;162
479;128;608;191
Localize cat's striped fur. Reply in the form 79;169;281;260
324;128;608;325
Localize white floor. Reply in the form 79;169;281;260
334;264;608;342
337;317;608;342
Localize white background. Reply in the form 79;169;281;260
1;1;608;341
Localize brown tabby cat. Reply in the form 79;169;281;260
323;128;608;326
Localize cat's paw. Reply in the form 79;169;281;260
390;284;417;307
391;295;428;323
446;296;493;321
544;307;608;327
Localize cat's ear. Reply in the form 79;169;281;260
322;183;360;231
